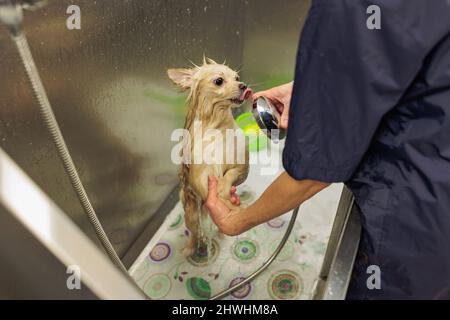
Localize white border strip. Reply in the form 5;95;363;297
0;148;145;300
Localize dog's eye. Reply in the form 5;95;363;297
214;77;224;86
235;76;240;81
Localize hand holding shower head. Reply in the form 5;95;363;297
252;96;286;142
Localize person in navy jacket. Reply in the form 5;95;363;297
206;0;450;299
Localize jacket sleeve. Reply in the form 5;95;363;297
283;0;440;182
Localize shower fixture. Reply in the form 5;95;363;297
0;0;300;300
0;0;128;274
252;96;287;142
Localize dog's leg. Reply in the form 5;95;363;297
217;167;248;202
180;188;200;257
183;207;200;257
189;169;221;249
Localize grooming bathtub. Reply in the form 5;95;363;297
0;0;360;299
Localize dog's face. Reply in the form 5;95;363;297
167;58;252;107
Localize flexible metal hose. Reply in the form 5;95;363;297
12;31;128;274
210;206;299;300
11;29;300;299
7;20;299;300
13;28;300;297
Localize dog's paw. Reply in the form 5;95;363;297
217;187;231;201
181;245;195;257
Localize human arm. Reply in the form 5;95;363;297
205;172;329;236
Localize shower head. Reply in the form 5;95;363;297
0;0;47;35
252;96;286;142
0;0;22;35
0;0;46;8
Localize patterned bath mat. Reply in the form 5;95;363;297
129;142;343;300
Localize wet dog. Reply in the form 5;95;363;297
168;57;252;256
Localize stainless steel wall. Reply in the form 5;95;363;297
0;0;310;259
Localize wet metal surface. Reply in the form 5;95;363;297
0;0;310;257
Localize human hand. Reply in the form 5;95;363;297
253;81;293;129
229;185;241;206
205;176;245;236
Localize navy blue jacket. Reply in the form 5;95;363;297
283;0;450;299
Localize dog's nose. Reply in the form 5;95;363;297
239;83;247;90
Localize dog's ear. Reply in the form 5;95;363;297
202;55;218;65
167;68;195;91
206;57;218;65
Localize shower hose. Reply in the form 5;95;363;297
9;28;299;300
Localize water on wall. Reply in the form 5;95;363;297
0;0;310;260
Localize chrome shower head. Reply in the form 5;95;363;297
252;96;286;142
0;0;47;35
0;0;46;8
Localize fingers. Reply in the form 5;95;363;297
280;104;289;129
206;175;218;207
252;90;269;101
230;194;241;206
253;82;291;102
229;186;241;205
272;101;285;114
207;176;241;214
206;176;232;214
253;89;287;128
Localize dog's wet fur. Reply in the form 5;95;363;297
168;57;251;256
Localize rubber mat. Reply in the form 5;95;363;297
129;142;343;300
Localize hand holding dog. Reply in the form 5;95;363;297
205;176;244;236
206;172;329;236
